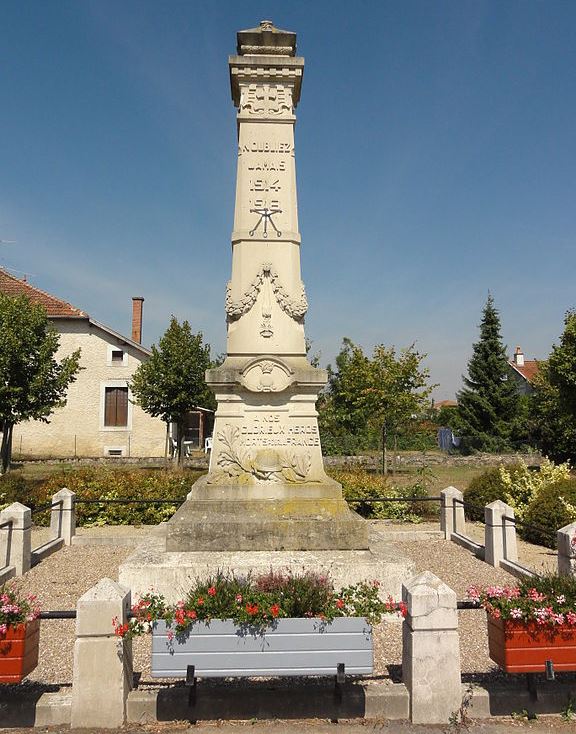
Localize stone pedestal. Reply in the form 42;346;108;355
167;475;367;551
120;523;413;604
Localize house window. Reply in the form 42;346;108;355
111;349;125;364
104;387;129;427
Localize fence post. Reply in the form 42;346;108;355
71;578;133;728
484;500;517;567
402;571;461;724
440;486;465;539
50;488;76;546
0;502;31;576
557;522;576;576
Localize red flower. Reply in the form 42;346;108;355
186;610;197;619
208;587;217;597
246;603;259;616
197;597;205;606
398;602;408;618
270;604;280;618
175;609;186;625
336;598;345;609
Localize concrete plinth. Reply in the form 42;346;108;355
166;475;368;551
119;523;413;603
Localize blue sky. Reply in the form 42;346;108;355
1;1;575;400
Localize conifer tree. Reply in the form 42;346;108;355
457;295;519;451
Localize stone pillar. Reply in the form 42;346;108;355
50;488;76;546
440;486;465;540
485;500;517;567
0;502;31;575
50;487;76;545
402;571;461;724
558;522;576;576
71;578;132;728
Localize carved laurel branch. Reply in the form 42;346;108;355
210;424;313;485
225;263;308;322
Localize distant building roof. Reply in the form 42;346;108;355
0;268;87;318
434;400;458;410
0;267;151;356
509;345;540;384
509;360;540;384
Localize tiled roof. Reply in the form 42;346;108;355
509;360;540;384
434;400;458;409
0;268;87;318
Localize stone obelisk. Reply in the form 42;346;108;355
166;21;367;551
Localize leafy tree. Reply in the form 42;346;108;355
130;317;215;465
531;311;576;462
456;295;520;452
0;294;81;474
321;338;435;471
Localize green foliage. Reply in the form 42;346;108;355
319;337;435;455
462;459;570;522
522;478;576;547
3;467;203;526
118;570;407;637
463;466;512;520
328;467;431;522
498;458;571;520
531;311;576;463
0;293;81;473
0;472;29;510
457;295;521;452
130;317;214;464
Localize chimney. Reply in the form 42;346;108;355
513;346;524;367
132;297;144;343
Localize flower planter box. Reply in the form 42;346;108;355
488;616;576;674
0;619;40;684
151;617;373;678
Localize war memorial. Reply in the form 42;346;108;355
119;21;413;597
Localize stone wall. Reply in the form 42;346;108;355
323;452;543;469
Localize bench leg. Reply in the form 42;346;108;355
186;664;197;710
334;662;345;703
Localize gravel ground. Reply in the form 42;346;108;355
8;521;556;690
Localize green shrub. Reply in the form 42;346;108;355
0;473;29;510
1;466;203;526
522;478;576;548
38;467;203;526
327;468;431;522
462;466;515;520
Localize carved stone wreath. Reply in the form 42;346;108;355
225;263;308;323
209;424;313;485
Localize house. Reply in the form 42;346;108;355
508;346;540;396
0;268;167;458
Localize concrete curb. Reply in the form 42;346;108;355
126;681;409;723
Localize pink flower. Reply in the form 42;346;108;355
556;595;566;604
467;585;481;602
510;608;523;619
528;588;546;603
566;612;576;625
0;623;7;635
235;594;243;603
167;630;175;642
